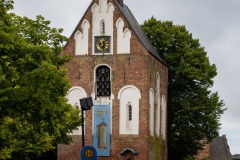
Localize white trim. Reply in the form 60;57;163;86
91;4;99;13
161;95;167;139
92;64;114;135
117;85;141;99
93;64;113;102
149;88;154;136
67;86;87;135
116;18;124;27
155;72;161;136
107;3;114;12
155;72;160;103
74;31;82;40
91;1;114;55
156;95;161;136
116;18;131;54
82;19;90;31
118;85;141;135
74;19;90;55
67;86;87;98
123;29;131;38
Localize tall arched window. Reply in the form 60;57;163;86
149;88;154;136
100;20;105;34
155;72;160;101
96;66;111;97
156;72;160;136
126;103;133;130
118;85;141;135
161;95;167;139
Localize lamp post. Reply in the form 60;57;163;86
79;97;93;148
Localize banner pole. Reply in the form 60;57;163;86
82;109;85;148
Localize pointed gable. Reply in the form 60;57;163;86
66;0;166;65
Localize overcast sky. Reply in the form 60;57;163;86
12;0;240;155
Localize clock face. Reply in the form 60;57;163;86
95;36;111;53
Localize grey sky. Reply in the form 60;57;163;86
13;0;240;155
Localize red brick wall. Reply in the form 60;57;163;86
58;0;168;159
196;143;210;160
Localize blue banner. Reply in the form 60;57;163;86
93;105;111;156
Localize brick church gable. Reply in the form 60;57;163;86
58;0;168;160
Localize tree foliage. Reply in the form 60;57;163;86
142;17;225;160
0;0;81;159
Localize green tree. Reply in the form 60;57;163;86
0;0;81;159
142;17;225;160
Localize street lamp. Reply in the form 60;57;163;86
79;97;93;148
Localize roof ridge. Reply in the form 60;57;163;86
114;1;167;65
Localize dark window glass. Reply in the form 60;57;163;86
96;66;111;97
101;20;105;34
128;105;132;121
102;21;105;34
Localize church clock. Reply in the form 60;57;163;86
95;36;111;53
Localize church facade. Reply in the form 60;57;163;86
58;0;168;159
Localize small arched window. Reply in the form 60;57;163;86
126;103;133;130
100;20;105;34
128;103;132;121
